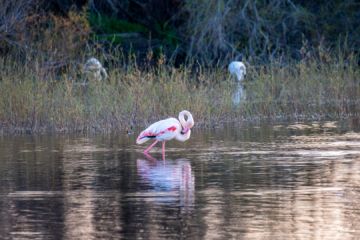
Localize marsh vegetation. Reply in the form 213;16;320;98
0;47;359;134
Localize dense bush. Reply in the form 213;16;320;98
1;0;359;65
183;0;360;64
87;0;360;65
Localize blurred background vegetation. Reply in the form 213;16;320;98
1;0;359;67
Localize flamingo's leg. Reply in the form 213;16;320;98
162;141;166;155
239;84;246;100
144;140;159;154
83;73;88;85
162;141;166;163
143;152;156;161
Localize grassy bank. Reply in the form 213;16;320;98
0;50;359;134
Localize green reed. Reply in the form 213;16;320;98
0;49;359;134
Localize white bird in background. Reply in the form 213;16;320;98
229;61;246;83
82;58;108;85
136;110;194;156
228;61;247;102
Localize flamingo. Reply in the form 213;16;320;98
82;58;108;85
229;61;246;83
229;61;247;102
136;110;194;155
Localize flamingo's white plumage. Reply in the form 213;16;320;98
229;61;247;102
83;58;108;84
136;110;194;155
229;61;246;83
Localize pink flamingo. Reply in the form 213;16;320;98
136;110;194;155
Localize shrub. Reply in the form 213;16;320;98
0;46;359;134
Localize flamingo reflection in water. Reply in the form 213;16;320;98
137;153;194;210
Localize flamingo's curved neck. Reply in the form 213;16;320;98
178;112;187;129
175;129;191;141
175;111;193;142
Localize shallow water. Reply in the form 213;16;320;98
1;121;360;239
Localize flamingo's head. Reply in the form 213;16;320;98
179;110;194;134
229;61;247;81
181;126;191;134
242;65;247;76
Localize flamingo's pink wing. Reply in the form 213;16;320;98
136;118;181;144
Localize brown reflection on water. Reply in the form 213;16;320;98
1;122;360;239
199;185;352;239
61;139;114;239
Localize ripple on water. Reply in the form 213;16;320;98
1;122;360;239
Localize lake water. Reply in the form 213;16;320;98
1;121;360;239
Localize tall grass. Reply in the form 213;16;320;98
0;48;359;134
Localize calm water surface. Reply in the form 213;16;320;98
1;121;360;239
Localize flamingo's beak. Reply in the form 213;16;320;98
181;127;191;134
